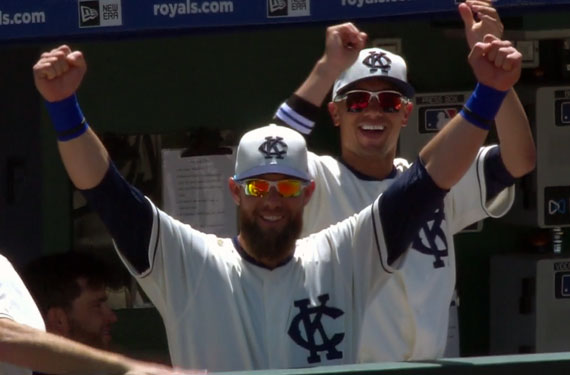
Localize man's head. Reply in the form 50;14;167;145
328;47;415;166
22;252;119;349
229;125;315;268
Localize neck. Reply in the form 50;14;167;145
236;234;295;270
340;150;396;180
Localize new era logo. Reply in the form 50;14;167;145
79;1;99;26
267;0;310;18
78;0;122;28
81;6;98;22
268;0;287;13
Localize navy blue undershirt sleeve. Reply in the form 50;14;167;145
80;162;153;273
484;147;516;200
379;159;448;265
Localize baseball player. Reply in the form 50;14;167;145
273;2;535;362
33;36;522;371
22;252;119;350
0;253;193;375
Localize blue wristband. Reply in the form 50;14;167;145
45;94;88;141
460;83;509;130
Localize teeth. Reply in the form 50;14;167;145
361;124;385;130
263;215;282;222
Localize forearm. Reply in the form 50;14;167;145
420;83;508;189
494;89;536;177
0;319;131;375
58;127;111;189
420;116;488;190
294;57;344;106
46;95;111;190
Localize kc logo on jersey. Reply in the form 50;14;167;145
259;136;287;159
412;206;449;268
362;51;391;74
288;294;344;363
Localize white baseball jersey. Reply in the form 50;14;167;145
117;196;396;372
303;146;514;361
0;254;45;375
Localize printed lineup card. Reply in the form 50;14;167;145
162;148;237;237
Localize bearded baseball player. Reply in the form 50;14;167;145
34;34;523;371
273;2;535;362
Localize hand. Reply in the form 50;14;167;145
468;35;522;91
321;22;368;76
33;45;86;102
459;0;504;49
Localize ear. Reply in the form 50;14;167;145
327;102;341;127
45;307;70;337
402;101;414;127
228;177;241;205
302;180;316;206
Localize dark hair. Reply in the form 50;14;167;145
21;252;119;317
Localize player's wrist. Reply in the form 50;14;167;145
315;56;345;83
44;94;89;141
460;83;508;130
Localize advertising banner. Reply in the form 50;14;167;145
1;0;568;42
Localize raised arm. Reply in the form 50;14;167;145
33;45;110;189
293;23;367;106
33;45;153;273
273;23;367;134
0;318;180;375
459;0;536;177
381;36;522;260
419;36;522;189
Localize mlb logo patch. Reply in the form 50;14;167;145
79;0;122;28
419;106;461;133
267;0;310;18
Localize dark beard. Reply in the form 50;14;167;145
68;316;108;349
239;209;302;266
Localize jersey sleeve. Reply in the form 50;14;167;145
325;160;448;304
447;145;516;234
80;162;153;274
273;95;320;135
114;201;219;317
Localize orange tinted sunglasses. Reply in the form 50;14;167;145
239;179;308;198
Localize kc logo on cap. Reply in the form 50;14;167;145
362;51;392;74
332;47;415;100
234;124;310;182
259;136;287;160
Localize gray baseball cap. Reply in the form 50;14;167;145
332;47;415;100
234;124;310;181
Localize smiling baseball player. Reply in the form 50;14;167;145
272;2;535;362
33;34;523;371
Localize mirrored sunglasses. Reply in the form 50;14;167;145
335;90;409;113
239;178;308;198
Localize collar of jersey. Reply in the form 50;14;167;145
339;158;398;181
232;236;294;270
